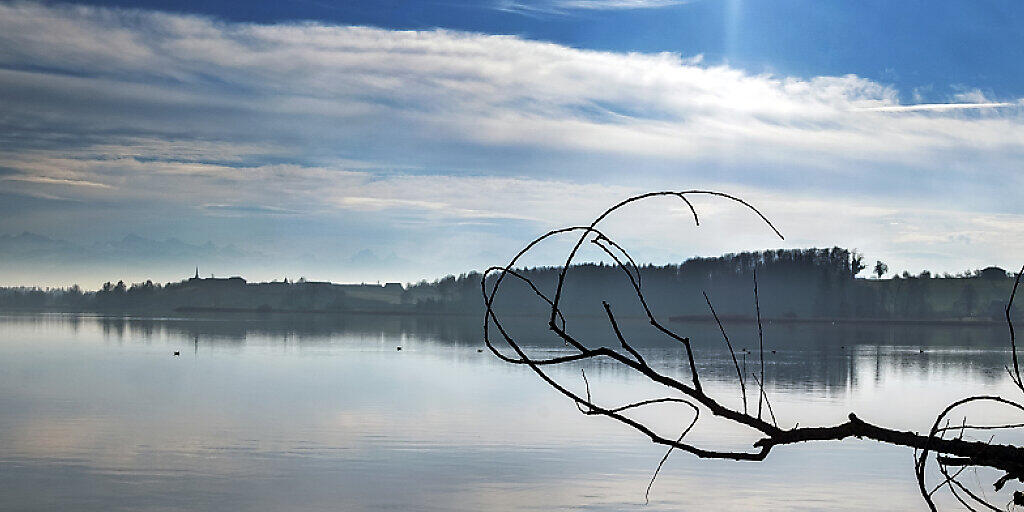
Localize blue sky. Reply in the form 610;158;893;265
1;0;1023;287
56;0;1024;100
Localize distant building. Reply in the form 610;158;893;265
187;268;246;287
383;282;404;291
979;266;1008;280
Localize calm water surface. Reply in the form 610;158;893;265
1;312;1021;511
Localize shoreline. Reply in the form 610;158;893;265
0;306;1013;326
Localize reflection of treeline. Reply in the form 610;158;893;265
4;312;1012;390
0;247;1019;320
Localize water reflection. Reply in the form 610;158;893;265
6;311;1017;401
0;312;1020;511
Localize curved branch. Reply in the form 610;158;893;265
481;190;1024;509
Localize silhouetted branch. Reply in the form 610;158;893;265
1007;265;1023;392
595;234;643;288
754;269;766;421
482;190;1024;509
602;301;646;367
750;372;778;428
646;399;699;504
703;290;748;414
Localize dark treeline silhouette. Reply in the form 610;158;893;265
0;276;425;313
0;247;1018;321
413;247;1019;322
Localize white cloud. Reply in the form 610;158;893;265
496;0;688;14
1;176;113;189
560;0;686;8
951;87;994;104
0;2;1023;282
1;2;1021;175
859;101;1018;112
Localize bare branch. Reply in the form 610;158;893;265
602;301;646;367
704;290;748;414
750;372;778;428
481;190;1024;509
646;400;700;504
755;269;766;421
1007;265;1024;392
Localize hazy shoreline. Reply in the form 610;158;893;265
0;306;1012;327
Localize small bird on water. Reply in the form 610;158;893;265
173;351;180;356
396;346;402;351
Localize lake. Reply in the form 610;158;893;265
1;312;1021;511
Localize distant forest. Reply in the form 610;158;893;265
1;247;1019;322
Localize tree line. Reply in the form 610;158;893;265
0;247;1018;320
409;247;1019;321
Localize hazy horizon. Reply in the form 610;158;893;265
0;234;1014;292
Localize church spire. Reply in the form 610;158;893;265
194;267;199;279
